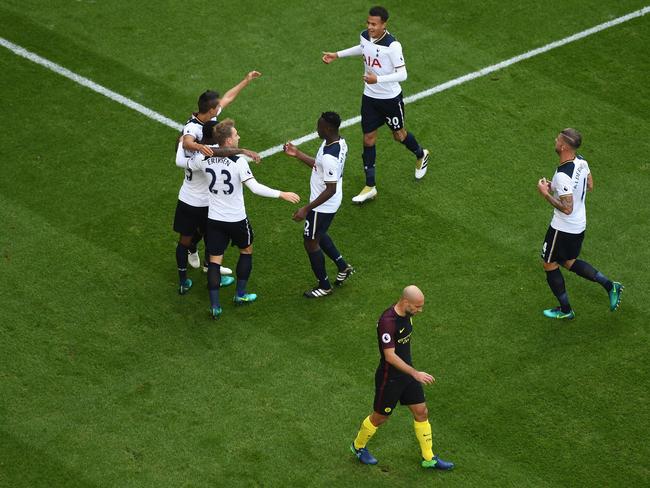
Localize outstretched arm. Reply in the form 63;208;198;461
283;142;315;168
244;178;300;203
322;45;363;63
218;71;261;110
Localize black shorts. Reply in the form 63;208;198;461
173;200;208;236
206;217;254;255
303;210;336;240
361;92;405;134
373;367;425;416
541;226;585;263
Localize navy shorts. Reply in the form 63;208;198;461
373;367;425;416
206;217;254;255
541;226;585;263
173;200;208;236
361;92;405;134
303;210;336;240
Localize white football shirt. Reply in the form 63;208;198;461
549;156;591;234
360;30;405;99
181;107;222;157
310;138;347;213
189;154;254;222
175;141;209;208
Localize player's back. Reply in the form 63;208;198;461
193;155;254;223
311;138;348;213
551;156;590;233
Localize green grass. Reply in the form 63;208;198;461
1;1;649;486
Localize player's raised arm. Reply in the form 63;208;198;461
218;71;261;110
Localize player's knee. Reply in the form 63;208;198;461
562;259;575;270
179;235;193;247
392;129;406;142
363;134;377;146
240;245;253;255
370;412;389;426
414;406;428;422
542;261;558;272
304;239;319;253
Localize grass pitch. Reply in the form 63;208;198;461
1;1;649;486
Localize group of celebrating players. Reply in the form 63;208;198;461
171;5;624;474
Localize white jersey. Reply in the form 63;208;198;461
360;30;405;99
181;108;221;157
549;156;591;234
310;138;347;213
175;141;210;208
188;154;254;222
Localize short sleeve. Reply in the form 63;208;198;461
182;123;202;140
553;173;573;197
238;157;254;182
377;315;396;349
388;41;405;68
321;154;339;182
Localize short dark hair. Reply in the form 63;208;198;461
560;128;582;149
197;90;220;114
202;120;219;145
214;118;235;146
369;6;389;22
320;111;341;130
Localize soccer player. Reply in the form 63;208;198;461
322;6;429;204
182;71;261;158
350;285;454;470
174;71;261;283
283;112;355;298
173;121;260;294
187;119;300;318
537;128;623;319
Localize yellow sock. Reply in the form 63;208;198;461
353;416;378;449
413;420;434;461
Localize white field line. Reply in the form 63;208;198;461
0;38;184;131
2;5;648;158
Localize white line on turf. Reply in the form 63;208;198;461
0;38;184;132
2;5;648;158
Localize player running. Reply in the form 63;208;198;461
187;119;300;319
350;285;454;470
283;112;355;298
322;6;429;204
537;128;623;319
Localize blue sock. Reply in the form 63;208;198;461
176;243;188;285
320;234;347;271
207;262;221;308
307;249;331;290
546;268;572;313
236;254;253;297
362;145;376;186
401;132;424;159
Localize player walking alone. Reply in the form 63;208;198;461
537;128;623;319
350;285;454;470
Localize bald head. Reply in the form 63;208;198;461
402;285;424;301
397;285;425;317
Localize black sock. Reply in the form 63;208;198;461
546;268;572;313
207;262;221;308
189;231;202;254
307;249;331;290
320;234;347;271
236;254;253;297
401;132;424;159
176;243;189;285
570;260;613;292
362;145;376;187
